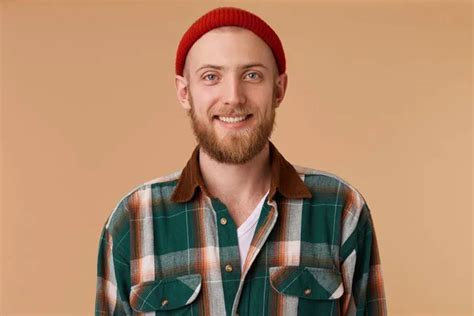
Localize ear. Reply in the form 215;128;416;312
274;73;288;108
175;75;191;111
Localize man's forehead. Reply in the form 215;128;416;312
210;25;247;33
184;27;277;74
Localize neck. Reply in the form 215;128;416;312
198;142;271;203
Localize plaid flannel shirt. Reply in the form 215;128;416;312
95;141;387;315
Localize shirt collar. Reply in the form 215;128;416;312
170;140;312;203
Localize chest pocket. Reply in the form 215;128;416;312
267;265;344;315
269;266;344;300
129;274;202;313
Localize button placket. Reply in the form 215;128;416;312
210;197;242;316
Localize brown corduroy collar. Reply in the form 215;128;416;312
170;141;312;203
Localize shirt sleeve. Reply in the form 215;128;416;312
340;202;387;315
95;225;132;315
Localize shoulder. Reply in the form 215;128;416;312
293;165;375;246
103;169;183;235
293;165;366;202
292;164;371;223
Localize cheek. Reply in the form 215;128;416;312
247;83;274;101
190;86;220;114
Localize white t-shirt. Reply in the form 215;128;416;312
237;190;269;271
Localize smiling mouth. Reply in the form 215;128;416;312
213;114;253;123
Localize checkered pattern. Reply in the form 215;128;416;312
95;143;387;315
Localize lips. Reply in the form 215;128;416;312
212;114;253;127
213;114;252;119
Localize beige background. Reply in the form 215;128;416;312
1;0;472;315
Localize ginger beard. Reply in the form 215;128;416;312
186;86;278;165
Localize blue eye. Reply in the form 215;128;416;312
203;74;217;81
246;72;260;80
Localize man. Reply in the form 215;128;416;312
95;6;387;315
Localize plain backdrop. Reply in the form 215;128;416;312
1;1;472;315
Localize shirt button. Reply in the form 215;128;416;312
161;298;169;307
304;288;312;296
220;217;227;225
225;264;233;272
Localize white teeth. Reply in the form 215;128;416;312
218;115;248;123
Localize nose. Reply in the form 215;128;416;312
222;76;246;106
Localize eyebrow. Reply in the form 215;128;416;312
195;63;268;74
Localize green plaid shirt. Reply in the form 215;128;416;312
95;141;387;315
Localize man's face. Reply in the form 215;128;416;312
176;27;287;164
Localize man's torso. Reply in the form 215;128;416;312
101;165;364;315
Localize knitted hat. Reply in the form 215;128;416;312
175;7;285;76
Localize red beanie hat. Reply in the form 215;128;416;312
175;7;286;76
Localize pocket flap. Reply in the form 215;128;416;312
130;274;202;312
269;266;343;300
